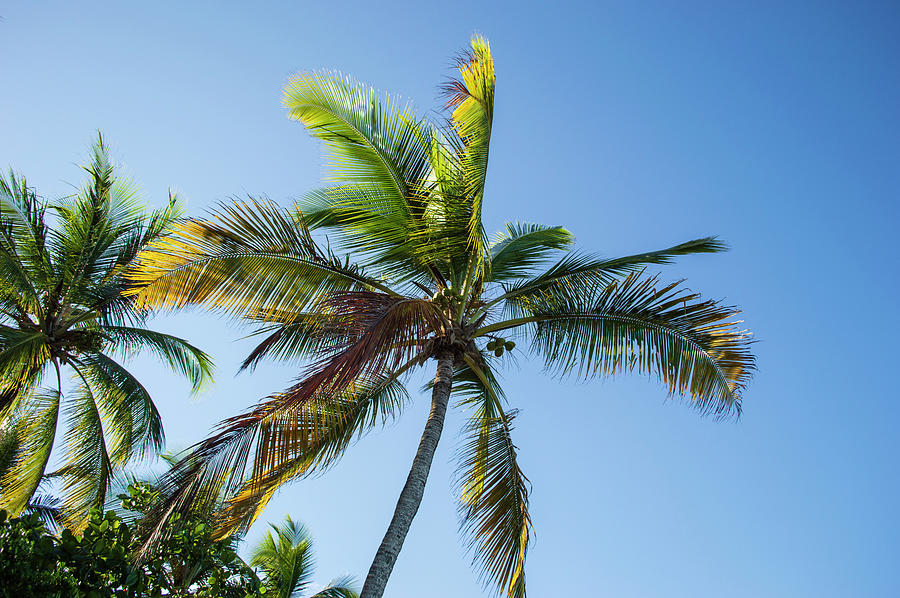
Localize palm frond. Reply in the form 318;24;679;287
309;578;360;598
251;515;316;597
137;356;415;554
0;388;60;515
101;325;214;392
217;373;410;535
299;185;451;287
129;198;396;319
23;488;63;532
482;272;755;417
455;356;531;598
283;72;432;201
0;171;49;314
497;237;727;316
442;35;495;278
58;375;114;530
78;352;164;465
0;326;50;402
487;223;574;283
239;313;341;372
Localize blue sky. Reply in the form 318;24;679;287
2;1;898;596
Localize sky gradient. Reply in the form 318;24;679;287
2;2;898;596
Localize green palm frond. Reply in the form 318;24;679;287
309;578;360;598
0;387;60;515
102;325;213;392
487;223;574;283
251;516;316;598
78;352;164;464
496;237;727;316
455;356;531;598
283;72;432;200
482;272;755;417
299;185;449;287
443;36;495;270
58;374;114;529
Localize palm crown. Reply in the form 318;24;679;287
0;135;213;529
130;37;754;598
250;516;358;598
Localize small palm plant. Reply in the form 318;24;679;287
131;37;754;598
251;516;357;598
0;134;213;529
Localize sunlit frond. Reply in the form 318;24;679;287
442;34;495;285
129;198;396;319
283;72;432;200
455;356;531;598
0;388;60;515
251;516;316;597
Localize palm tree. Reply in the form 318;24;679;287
0;134;213;529
250;516;357;598
130;36;755;598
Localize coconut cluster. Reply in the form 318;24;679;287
485;337;515;357
432;287;462;311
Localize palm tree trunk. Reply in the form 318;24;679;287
360;351;454;598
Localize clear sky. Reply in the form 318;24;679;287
2;1;898;596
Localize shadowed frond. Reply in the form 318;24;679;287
78;352;164;464
217;374;409;535
102;325;214;391
58;376;114;530
0;171;49;313
482;272;755;417
0;327;50;400
496;237;727;316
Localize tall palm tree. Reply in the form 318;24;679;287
0;134;213;529
250;516;358;598
130;36;755;598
